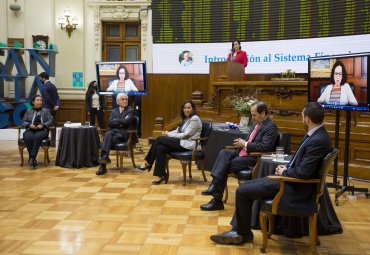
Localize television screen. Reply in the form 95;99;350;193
95;61;148;96
308;52;370;111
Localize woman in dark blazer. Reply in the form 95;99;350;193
86;80;105;129
138;99;202;185
22;94;53;168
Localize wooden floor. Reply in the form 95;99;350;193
0;140;369;255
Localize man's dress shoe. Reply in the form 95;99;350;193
98;155;111;164
210;230;253;245
96;164;107;175
201;183;217;196
200;198;224;211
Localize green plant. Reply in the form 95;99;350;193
228;95;257;117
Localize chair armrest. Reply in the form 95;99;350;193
267;175;320;184
225;145;238;149
190;137;208;141
267;175;320;214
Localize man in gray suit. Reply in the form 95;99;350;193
210;102;332;245
200;101;278;211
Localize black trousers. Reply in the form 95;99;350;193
145;136;188;178
230;177;280;235
23;129;49;158
50;110;57;145
101;129;128;157
210;149;257;193
89;108;105;129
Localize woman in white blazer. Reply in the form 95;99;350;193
138;100;202;185
106;65;138;92
317;61;358;106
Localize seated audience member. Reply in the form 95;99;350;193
200;101;278;211
137;99;202;185
317;60;358;105
22;95;53;168
209;102;332;245
86;80;105;129
96;93;135;175
107;65;138;92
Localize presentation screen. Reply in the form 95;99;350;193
308;52;370;112
95;61;148;96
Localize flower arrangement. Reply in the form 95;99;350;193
227;95;257;117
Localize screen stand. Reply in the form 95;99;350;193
327;110;369;205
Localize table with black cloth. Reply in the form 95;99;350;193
204;127;249;171
55;126;100;168
250;155;343;237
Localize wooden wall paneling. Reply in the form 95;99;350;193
57;100;86;126
141;74;208;137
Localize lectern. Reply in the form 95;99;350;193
209;61;244;83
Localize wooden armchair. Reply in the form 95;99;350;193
223;132;291;203
165;121;212;185
17;126;54;166
259;148;338;254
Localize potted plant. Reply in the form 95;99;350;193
226;95;257;128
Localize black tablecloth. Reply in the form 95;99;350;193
250;156;343;237
55;126;100;168
204;128;248;170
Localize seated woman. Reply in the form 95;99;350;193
107;65;138;92
138;99;202;185
317;60;358;105
22;94;53;168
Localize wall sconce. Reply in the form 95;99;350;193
9;0;21;12
58;7;78;38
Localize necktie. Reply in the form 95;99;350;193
239;124;260;157
287;134;310;168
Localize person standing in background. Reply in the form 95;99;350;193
39;72;60;146
227;40;248;68
86;80;105;129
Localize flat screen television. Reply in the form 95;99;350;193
95;61;148;96
308;52;370;111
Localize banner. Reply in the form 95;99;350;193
152;34;370;74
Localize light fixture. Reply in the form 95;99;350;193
58;7;79;38
9;0;21;12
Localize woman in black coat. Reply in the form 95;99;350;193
22;94;53;168
86;80;105;128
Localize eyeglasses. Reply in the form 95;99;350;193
334;72;342;76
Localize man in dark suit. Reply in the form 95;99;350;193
210;102;332;245
39;72;60;146
96;93;135;175
200;101;278;211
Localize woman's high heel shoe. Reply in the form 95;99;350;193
152;176;168;185
137;163;151;171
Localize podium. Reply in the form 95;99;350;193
208;61;245;110
209;61;245;83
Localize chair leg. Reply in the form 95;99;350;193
116;151;119;167
181;162;187;186
223;182;229;203
129;148;136;168
309;214;319;255
260;212;269;253
188;161;192;180
267;214;274;238
165;158;170;182
42;146;49;166
200;160;207;182
19;146;25;166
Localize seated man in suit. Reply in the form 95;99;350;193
200;101;278;211
96;93;135;175
209;101;332;245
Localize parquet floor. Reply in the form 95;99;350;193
0;140;369;255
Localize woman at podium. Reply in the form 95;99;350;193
227;40;248;68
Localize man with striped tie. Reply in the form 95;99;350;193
209;102;332;245
200;101;278;211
